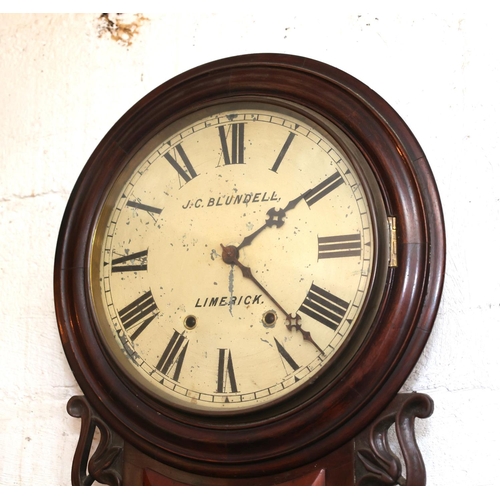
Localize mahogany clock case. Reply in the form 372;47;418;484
54;53;445;479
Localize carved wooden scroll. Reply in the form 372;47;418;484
67;392;432;485
354;393;434;486
67;395;124;486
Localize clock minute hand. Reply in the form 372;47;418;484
236;192;304;251
220;244;324;354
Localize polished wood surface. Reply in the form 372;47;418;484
67;393;432;485
55;54;445;483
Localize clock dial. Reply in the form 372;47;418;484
90;103;382;412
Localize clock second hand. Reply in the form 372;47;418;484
220;244;324;355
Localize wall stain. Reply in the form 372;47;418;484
97;13;148;46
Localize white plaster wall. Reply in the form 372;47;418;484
1;7;499;486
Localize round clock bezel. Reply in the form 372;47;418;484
87;98;390;419
55;53;445;478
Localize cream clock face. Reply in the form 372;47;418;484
90;103;380;412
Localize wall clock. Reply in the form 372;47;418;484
54;53;445;486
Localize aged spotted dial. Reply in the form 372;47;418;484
90;103;382;412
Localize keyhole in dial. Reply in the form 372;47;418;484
263;310;277;327
184;315;197;330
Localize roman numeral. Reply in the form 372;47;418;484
156;330;188;382
275;338;299;371
126;200;162;215
117;290;158;341
299;284;349;331
318;234;362;259
110;249;148;272
270;132;296;172
164;144;197;184
216;348;238;393
218;123;245;164
303;171;344;206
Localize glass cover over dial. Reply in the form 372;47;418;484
90;103;382;413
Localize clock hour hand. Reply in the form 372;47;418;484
220;244;324;354
236;193;303;250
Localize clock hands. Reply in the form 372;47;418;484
222;189;324;353
220;244;324;354
221;244;285;314
236;193;304;251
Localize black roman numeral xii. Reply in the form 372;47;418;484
218;123;245;165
